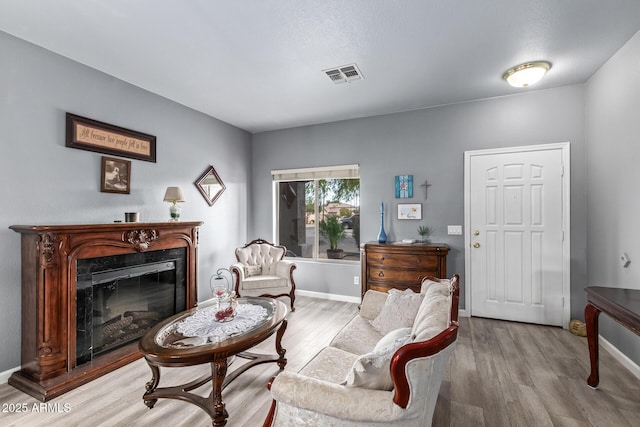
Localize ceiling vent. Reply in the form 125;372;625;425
323;63;364;84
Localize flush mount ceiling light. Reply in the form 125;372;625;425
502;61;551;87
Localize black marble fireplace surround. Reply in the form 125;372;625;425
76;248;186;365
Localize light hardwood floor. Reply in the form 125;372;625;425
0;296;638;426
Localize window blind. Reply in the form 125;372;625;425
271;164;359;181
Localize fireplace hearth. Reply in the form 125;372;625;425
9;222;202;401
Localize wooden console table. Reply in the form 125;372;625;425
584;286;640;388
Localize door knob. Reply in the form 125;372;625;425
473;242;480;248
473;230;480;236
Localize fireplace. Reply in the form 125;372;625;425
9;222;202;401
76;248;186;365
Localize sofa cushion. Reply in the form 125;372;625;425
299;346;359;385
411;292;450;342
421;278;451;297
370;288;423;335
343;327;413;390
330;315;383;355
373;327;413;353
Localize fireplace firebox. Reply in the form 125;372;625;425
9;222;202;401
76;248;186;365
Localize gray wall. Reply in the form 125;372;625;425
251;85;587;315
0;32;252;372
585;30;640;364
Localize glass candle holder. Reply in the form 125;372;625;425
214;291;237;322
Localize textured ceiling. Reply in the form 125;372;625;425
1;0;640;133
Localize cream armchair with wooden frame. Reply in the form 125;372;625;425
231;238;297;311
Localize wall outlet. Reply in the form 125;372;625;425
354;276;360;285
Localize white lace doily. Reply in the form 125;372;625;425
176;303;269;340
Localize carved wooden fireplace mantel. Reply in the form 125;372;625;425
9;221;203;401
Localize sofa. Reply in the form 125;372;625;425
264;275;460;426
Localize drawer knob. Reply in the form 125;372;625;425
378;271;385;277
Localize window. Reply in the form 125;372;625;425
272;164;360;260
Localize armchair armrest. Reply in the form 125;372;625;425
230;263;245;294
270;371;400;422
358;290;388;320
274;259;296;278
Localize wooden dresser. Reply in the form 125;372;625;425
360;242;449;295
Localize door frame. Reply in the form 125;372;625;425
463;142;571;328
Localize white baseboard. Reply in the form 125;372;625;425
458;309;470;318
599;334;640;380
296;290;361;304
0;366;19;385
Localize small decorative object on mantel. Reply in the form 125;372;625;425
377;202;388;244
395;175;413;198
163;186;185;221
124;212;139;223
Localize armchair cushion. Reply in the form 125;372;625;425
244;265;262;277
370;288;424;335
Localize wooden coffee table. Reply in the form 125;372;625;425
138;297;288;426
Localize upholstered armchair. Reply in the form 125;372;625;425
231;238;297;311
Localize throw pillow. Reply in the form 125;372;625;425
244;265;262;277
344;327;412;390
370;288;424;335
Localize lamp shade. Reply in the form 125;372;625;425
163;186;185;203
503;61;551;88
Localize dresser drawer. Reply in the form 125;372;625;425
367;267;437;284
366;252;438;269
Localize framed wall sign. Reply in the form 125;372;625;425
397;203;422;220
66;113;156;162
395;175;413;198
100;156;131;194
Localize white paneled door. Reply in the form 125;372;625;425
465;144;570;327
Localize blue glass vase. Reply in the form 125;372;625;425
377;203;387;244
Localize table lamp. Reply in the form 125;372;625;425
163;186;185;221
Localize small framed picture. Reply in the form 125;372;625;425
100;156;131;194
398;203;422;220
395;175;413;198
